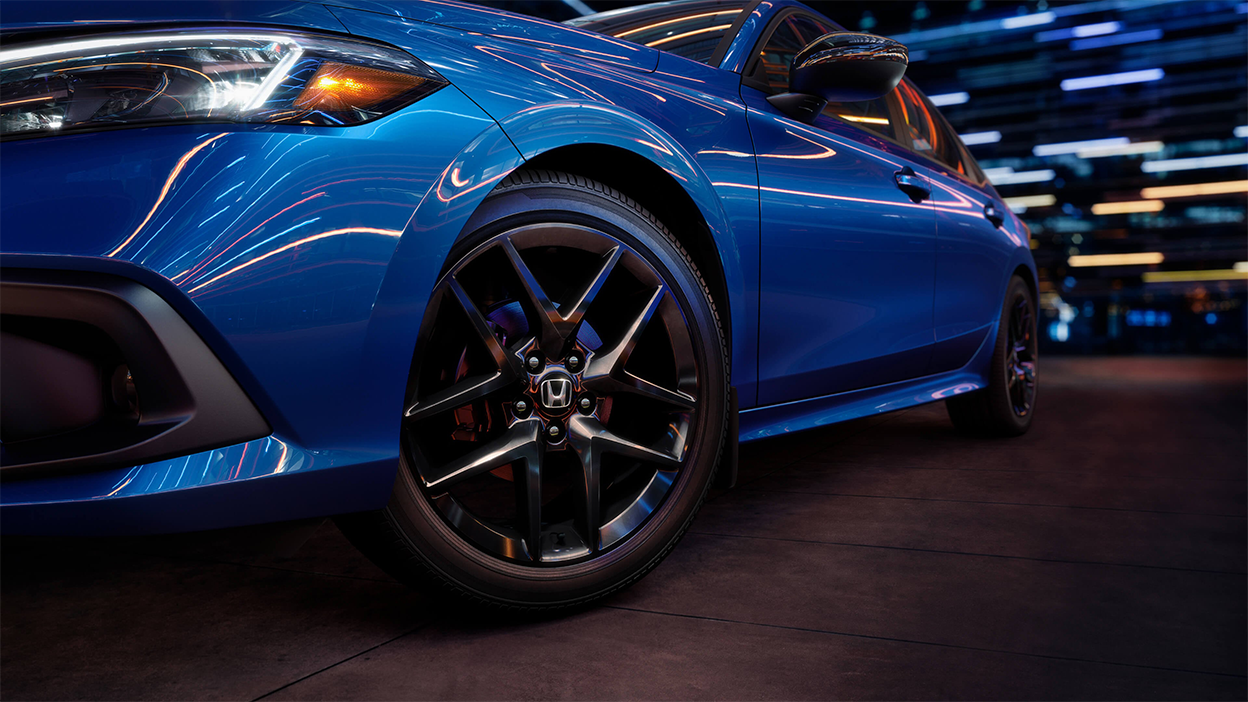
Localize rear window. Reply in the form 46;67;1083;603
567;1;745;65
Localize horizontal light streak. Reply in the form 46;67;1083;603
1236;262;1248;272
1060;68;1164;91
1077;141;1164;158
1001;12;1055;29
1143;269;1248;283
616;10;738;37
1141;153;1248;173
837;114;890;125
1004;194;1056;213
1035;21;1119;42
928;92;969;107
1236;126;1248;138
986;168;1056;185
188;227;402;293
1034;137;1128;157
645;24;732;47
1090;200;1165;215
960;131;1002;146
1141;180;1248;199
1068;252;1164;267
1070;28;1163;51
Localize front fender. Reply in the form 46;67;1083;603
497;101;748;383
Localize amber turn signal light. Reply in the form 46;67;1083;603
294;63;426;111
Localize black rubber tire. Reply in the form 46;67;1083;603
946;275;1038;437
337;170;729;611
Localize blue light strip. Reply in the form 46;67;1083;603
1060;68;1164;91
1070;28;1164;50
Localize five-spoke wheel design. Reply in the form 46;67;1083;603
1006;295;1037;417
403;223;699;565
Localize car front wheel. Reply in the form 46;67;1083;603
339;170;729;610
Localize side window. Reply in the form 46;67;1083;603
750;14;897;142
895;80;968;176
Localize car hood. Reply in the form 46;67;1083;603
313;0;660;71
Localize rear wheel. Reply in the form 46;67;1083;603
339;170;728;610
946;275;1037;436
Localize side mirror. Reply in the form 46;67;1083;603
767;32;909;123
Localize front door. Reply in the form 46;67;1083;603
746;12;937;405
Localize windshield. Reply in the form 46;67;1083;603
566;0;746;65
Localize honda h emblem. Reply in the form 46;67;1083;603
539;376;573;412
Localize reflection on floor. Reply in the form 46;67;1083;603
3;357;1245;700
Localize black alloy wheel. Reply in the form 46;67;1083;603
1005;294;1037;418
339;170;728;609
946;274;1038;436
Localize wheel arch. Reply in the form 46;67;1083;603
519;143;733;359
493;102;746;381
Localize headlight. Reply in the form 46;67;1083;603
0;29;447;138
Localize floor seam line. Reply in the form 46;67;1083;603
685;530;1248;574
789;461;1248;483
734;488;1247;518
251;622;432;701
603;605;1248;680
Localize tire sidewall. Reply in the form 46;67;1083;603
991;276;1038;434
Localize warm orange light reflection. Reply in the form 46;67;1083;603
188;226;402;293
294;63;422;110
838;115;890;125
1142;269;1248;283
1068;252;1165;267
107;133;227;257
645;25;733;47
1141;180;1248;199
1091;200;1165;215
618;10;740;37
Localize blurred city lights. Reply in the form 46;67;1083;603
1035;21;1120;42
1001;12;1056;29
1068;252;1165;267
1090;200;1166;215
1077;141;1164;158
1004;194;1057;213
1070;29;1164;51
1236;126;1248;138
1060;68;1164;91
1141;153;1248;173
959;131;1002;146
1143;268;1248;283
986;167;1057;185
1034;137;1129;157
1140;180;1248;199
929;91;970;106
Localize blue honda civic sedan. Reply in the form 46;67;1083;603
0;0;1038;608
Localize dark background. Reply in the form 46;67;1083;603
490;0;1248;356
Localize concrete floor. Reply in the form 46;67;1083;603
3;357;1245;700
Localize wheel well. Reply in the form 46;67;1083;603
1013;264;1037;301
521;144;733;363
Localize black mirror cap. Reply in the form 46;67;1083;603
790;32;909;103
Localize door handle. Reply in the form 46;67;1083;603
983;201;1006;228
894;167;930;202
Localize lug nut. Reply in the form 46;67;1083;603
578;395;595;414
513;399;531;417
566;354;582;372
546;423;564;442
526;355;543;373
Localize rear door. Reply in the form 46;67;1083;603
744;11;938;405
890;80;1015;373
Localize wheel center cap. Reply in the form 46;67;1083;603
538;372;574;413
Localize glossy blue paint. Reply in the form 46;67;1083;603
0;0;1034;536
743;87;938;404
